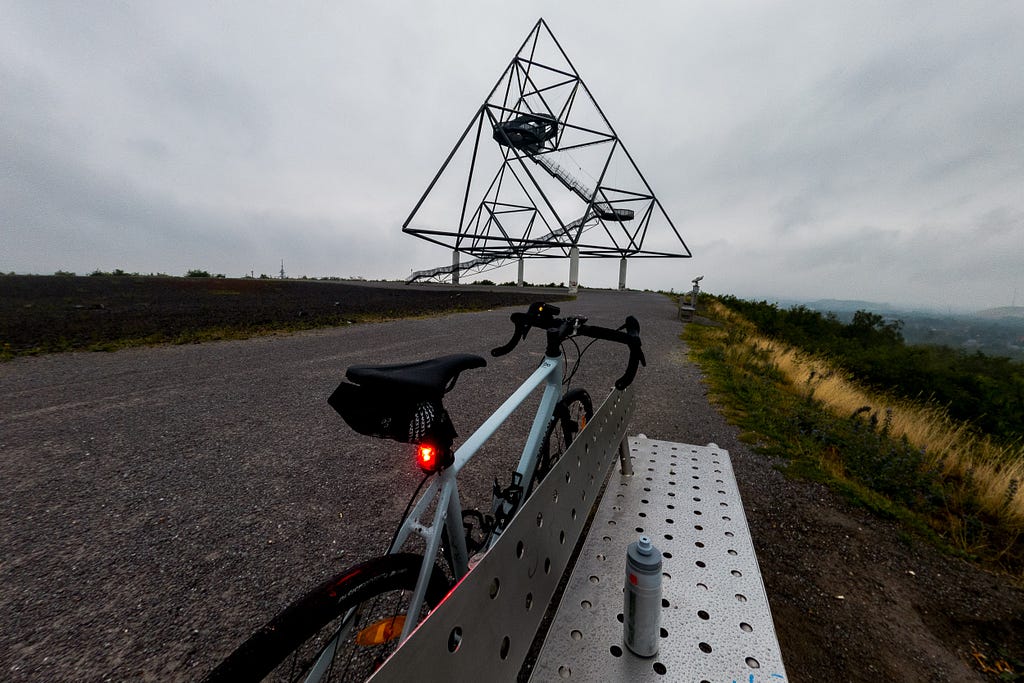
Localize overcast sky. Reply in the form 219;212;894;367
2;1;1022;311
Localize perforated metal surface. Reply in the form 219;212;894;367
530;438;788;682
367;385;634;682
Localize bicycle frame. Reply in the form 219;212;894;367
386;355;565;642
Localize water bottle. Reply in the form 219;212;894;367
623;535;662;657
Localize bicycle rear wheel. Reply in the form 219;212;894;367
203;553;452;683
533;388;593;490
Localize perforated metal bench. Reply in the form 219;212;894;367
530;437;788;682
368;387;787;682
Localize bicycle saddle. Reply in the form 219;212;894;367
346;353;486;396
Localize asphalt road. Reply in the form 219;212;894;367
2;288;738;681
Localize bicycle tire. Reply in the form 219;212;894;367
203;553;452;683
533;388;594;490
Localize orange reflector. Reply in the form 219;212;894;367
355;615;406;646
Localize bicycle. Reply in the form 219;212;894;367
203;302;645;682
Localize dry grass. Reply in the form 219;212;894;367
744;331;1024;530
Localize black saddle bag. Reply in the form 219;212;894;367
328;382;457;447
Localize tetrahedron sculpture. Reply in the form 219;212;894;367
403;18;691;289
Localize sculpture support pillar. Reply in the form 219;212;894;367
451;250;460;285
618;257;627;290
568;247;580;295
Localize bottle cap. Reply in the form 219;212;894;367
637;535;652;555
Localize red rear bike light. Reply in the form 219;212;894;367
416;442;453;473
418;445;437;470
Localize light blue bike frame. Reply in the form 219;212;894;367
386;354;565;642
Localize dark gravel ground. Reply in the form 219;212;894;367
1;289;1022;681
0;275;567;355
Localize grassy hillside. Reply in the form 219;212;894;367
685;295;1023;577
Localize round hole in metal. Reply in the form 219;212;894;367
499;636;511;660
447;626;463;652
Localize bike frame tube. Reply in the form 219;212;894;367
452;356;562;473
512;360;563;488
386;355;565;644
398;476;454;642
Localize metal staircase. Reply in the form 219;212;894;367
406;138;633;284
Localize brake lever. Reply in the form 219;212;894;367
491;313;529;357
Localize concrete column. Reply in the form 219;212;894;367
568;246;580;295
618;257;628;290
451;250;460;285
517;257;525;287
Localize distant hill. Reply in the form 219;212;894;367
805;299;894;313
974;306;1024;320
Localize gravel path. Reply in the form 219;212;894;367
2;289;1021;681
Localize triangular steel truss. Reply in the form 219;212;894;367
404;18;691;283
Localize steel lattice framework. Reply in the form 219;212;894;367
404;18;691;284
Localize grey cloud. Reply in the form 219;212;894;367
2;2;1022;309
